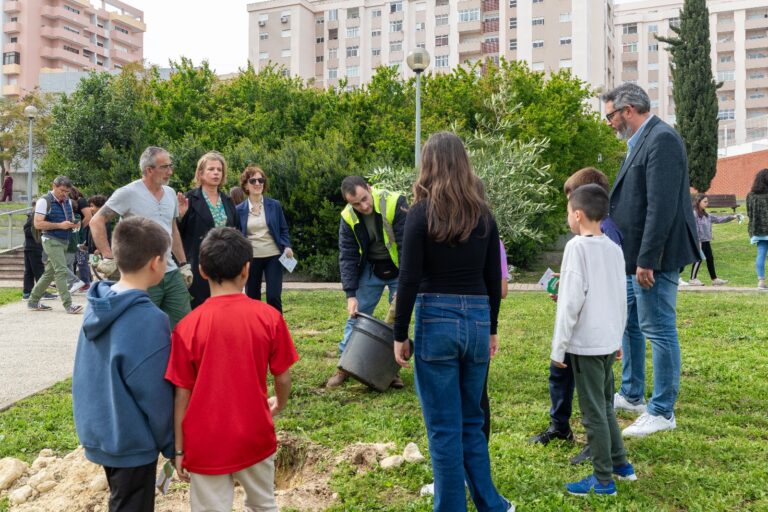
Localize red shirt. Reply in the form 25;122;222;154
165;294;299;474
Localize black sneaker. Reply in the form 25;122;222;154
28;302;53;311
569;444;592;465
528;424;574;445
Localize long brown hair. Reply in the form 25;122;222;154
692;193;708;218
413;132;489;244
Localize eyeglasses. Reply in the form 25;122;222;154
605;107;624;122
248;177;266;185
154;163;174;170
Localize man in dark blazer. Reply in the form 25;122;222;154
602;83;699;437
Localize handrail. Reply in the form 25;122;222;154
0;206;32;252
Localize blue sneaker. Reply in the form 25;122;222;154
613;462;637;481
566;475;616;496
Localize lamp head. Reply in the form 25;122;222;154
24;105;38;120
406;48;430;73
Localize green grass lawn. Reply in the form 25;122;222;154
2;290;767;511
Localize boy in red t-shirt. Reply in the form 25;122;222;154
166;227;299;511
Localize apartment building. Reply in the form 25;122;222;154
615;0;768;149
1;0;145;98
247;0;616;93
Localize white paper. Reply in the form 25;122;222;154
279;253;298;273
537;267;555;290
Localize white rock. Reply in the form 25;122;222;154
38;449;54;458
36;480;57;493
403;442;425;463
31;456;57;470
9;484;33;504
0;457;28;490
89;474;109;491
380;455;405;469
28;469;52;489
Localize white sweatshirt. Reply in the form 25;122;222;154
550;235;627;363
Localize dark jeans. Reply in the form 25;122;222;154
690;241;716;280
246;255;283;313
103;459;157;512
549;353;575;432
23;249;44;295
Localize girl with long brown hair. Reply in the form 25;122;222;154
393;132;513;512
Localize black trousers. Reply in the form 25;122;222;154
690;241;717;280
549;353;575;432
246;255;284;313
23;249;44;295
103;459;157;512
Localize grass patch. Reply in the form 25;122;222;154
2;291;767;510
0;289;21;306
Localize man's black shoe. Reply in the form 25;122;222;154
528;425;574;445
569;444;592;465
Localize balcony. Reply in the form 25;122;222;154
482;19;499;33
459;21;482;33
458;39;482;54
2;64;20;75
3;1;20;13
481;0;499;12
745;16;768;30
110;27;142;48
747;57;768;69
4;22;21;34
717;40;735;52
41;5;89;28
2;43;20;54
719;80;735;91
110;48;140;64
41;46;91;68
109;12;146;32
2;85;20;97
481;40;499;53
746;96;768;108
746;37;768;50
41;26;88;46
747;76;768;88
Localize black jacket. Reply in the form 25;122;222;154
178;188;240;308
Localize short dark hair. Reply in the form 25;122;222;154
199;227;251;284
112;217;170;273
564;167;610;195
88;195;107;208
569;183;609;222
341;176;368;199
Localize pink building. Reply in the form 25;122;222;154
2;0;145;98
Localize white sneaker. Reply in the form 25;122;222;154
711;278;728;286
678;278;689;286
688;278;704;286
613;393;647;414
68;279;85;294
623;412;676;437
419;483;434;497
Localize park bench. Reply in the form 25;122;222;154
706;194;738;212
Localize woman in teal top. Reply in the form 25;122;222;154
178;152;240;308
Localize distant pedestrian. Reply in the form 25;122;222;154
746;168;768;290
229;186;245;206
2;172;12;202
22;202;57;302
684;194;741;286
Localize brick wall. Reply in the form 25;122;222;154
705;150;768;198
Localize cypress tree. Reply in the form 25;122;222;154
657;0;720;192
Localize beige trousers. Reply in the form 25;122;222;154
189;455;277;512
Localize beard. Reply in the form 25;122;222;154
616;117;634;140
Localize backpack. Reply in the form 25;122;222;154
30;193;54;244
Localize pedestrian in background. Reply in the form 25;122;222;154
684;193;740;286
746;168;768;290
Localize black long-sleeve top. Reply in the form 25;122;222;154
393;201;502;341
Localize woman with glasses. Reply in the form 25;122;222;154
177;152;240;308
393;132;513;512
236;165;293;312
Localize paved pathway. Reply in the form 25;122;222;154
0;281;763;411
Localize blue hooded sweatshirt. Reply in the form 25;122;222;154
72;281;174;468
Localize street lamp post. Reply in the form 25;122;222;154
406;48;430;168
24;105;38;208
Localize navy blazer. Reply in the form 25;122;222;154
236;197;292;253
609;116;700;275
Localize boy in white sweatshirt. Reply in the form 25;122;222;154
550;184;636;496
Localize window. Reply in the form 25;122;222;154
749;90;766;99
260;33;268;40
509;0;517;6
532;61;545;71
648;43;658;52
329;48;337;59
436;14;449;26
435;55;449;67
316;55;324;62
747;31;768;40
717;70;735;81
347;27;359;37
9;16;17;22
281;68;290;77
390;40;402;52
348;66;360;77
623;23;637;34
328;68;338;79
649;81;658;89
3;52;20;65
64;25;81;34
390;1;403;13
372;48;381;56
416;22;425;31
328;9;338;21
372;9;381;17
259;14;268;22
64;4;81;14
749;72;766;79
390;20;403;32
372;29;381;37
748;52;768;60
717;109;735;120
282;49;291;57
648;24;658;33
559;12;571;22
63;45;80;54
459;9;481;22
347;7;359;19
259;51;268;60
623;42;638;53
316;17;324;24
669;17;680;28
509;18;517;29
346;45;359;57
281;29;291;37
533;0;543;3
435;34;448;47
316;36;324;43
114;25;128;35
509;39;517;50
559;59;572;68
532;17;544;26
720;54;733;63
436;0;448;5
416;42;426;49
532;40;544;48
650;100;659;108
648;62;659;70
9;37;17;43
329;28;338;40
560;37;571;45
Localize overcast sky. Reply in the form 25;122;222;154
128;0;252;75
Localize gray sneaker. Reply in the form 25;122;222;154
28;302;53;311
66;304;84;314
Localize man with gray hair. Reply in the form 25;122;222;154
602;83;699;437
90;146;193;327
27;175;83;314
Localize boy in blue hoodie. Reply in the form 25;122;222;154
73;216;175;512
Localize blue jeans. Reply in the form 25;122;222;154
548;353;575;432
619;271;681;418
338;262;397;354
413;294;508;512
756;240;768;280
